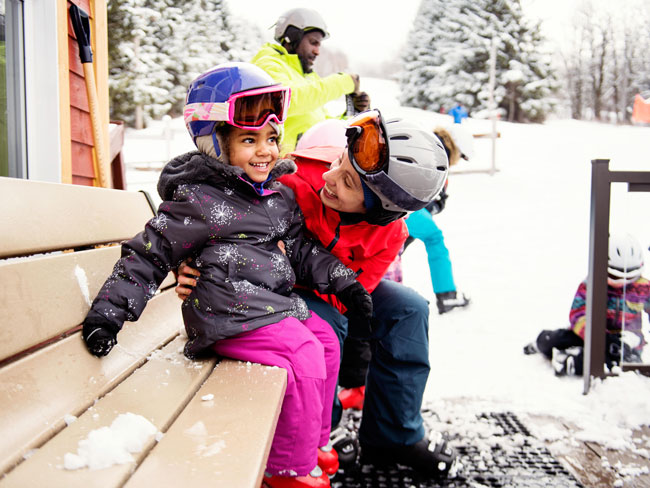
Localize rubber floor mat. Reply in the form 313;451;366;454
331;410;583;488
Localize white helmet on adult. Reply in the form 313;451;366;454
274;8;330;43
608;233;644;282
370;117;448;213
346;111;449;218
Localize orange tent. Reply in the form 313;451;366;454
631;93;650;123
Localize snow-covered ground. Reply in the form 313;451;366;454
123;78;650;465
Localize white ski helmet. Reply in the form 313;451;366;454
356;116;449;214
608;233;644;282
273;8;330;43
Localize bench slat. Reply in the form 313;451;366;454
0;177;155;258
0;290;181;475
0;337;217;488
0;247;176;363
125;360;287;488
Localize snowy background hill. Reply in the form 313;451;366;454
123;77;650;481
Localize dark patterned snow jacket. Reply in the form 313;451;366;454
85;151;358;358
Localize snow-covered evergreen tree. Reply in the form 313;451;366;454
108;0;175;127
108;0;263;127
399;0;557;122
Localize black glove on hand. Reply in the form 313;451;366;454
425;193;447;215
351;91;371;112
82;317;118;357
337;282;373;339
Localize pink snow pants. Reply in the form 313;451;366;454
213;312;340;476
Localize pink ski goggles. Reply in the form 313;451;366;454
184;85;291;130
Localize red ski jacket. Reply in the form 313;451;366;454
280;146;408;313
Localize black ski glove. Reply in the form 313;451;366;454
425;187;448;216
337;281;373;339
351;91;371;112
82;317;118;357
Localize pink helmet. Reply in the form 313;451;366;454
296;119;348;150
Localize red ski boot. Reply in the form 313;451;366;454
338;386;365;410
317;444;339;475
262;466;330;488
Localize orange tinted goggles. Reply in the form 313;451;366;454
345;110;389;175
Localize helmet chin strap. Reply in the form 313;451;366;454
212;131;221;158
282;26;304;55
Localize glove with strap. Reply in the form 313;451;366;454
351;91;371;113
336;281;374;339
82;317;119;357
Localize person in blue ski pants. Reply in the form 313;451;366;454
402;125;473;314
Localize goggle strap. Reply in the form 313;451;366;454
212;131;221;157
184;102;229;125
363;171;428;212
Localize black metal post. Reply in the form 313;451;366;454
583;164;650;393
583;160;612;394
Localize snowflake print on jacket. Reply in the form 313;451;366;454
84;151;359;358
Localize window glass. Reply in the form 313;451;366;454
1;0;8;175
1;0;25;178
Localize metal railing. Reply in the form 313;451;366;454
583;159;650;394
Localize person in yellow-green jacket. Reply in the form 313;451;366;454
251;7;370;154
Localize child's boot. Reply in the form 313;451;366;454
551;347;583;376
329;424;359;468
436;291;470;314
338;385;365;410
262;466;330;488
317;443;339;475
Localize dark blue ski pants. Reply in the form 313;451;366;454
296;279;430;447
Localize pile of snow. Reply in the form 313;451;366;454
63;413;161;470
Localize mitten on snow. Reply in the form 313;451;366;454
337;282;373;339
82;317;118;357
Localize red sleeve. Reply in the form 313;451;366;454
352;219;408;293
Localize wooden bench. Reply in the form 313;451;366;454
0;177;286;487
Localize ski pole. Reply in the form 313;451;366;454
345;94;356;118
69;4;111;188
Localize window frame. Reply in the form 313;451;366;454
23;0;61;182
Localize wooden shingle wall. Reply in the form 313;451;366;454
62;0;109;187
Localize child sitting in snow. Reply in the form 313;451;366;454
81;62;372;488
524;233;650;376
